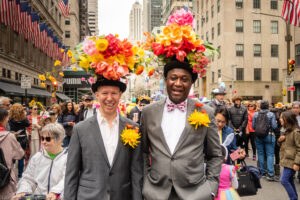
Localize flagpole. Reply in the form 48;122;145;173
285;0;293;102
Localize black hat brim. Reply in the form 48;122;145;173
92;77;127;93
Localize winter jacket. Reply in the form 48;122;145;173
278;128;300;169
228;105;248;131
57;113;77;136
252;109;277;131
208;99;226;111
16;148;68;198
0;131;24;199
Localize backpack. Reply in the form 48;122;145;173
0;147;10;189
254;112;270;138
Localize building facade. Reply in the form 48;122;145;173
193;0;300;103
129;1;142;43
79;0;91;41
142;0;163;33
87;0;99;35
162;0;193;25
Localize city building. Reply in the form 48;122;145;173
129;1;142;43
87;0;99;35
79;0;91;41
193;0;300;103
162;0;193;25
142;0;163;33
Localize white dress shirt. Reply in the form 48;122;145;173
161;98;187;154
96;110;119;166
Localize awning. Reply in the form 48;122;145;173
0;81;51;97
56;93;71;101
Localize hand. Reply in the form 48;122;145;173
293;164;299;171
238;149;246;159
14;193;26;199
279;135;286;142
46;192;57;200
68;122;74;126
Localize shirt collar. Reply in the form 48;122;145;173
97;109;119;125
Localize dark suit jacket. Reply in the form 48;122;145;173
64;114;143;200
141;98;223;200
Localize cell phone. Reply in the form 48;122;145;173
230;149;241;161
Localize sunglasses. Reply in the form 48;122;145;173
41;136;53;142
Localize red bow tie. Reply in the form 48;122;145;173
167;101;187;112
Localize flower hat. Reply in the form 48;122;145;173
144;8;217;81
71;34;145;92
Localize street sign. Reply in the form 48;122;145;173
285;75;294;86
21;76;31;89
288;86;295;91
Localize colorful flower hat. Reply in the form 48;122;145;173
71;34;144;93
145;8;216;82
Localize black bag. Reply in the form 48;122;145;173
17;135;28;150
0;147;11;189
237;161;258;196
254;112;270;138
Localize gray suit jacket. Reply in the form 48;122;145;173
64;114;143;200
141;98;223;200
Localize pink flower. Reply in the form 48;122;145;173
81;77;86;81
176;50;186;62
167;8;194;28
83;37;98;56
88;77;95;85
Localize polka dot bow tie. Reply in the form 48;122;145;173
167;101;187;112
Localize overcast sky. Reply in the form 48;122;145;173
98;0;142;39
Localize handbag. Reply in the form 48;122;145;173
0;148;11;189
237;160;258;196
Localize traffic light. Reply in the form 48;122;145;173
288;59;295;75
53;81;58;91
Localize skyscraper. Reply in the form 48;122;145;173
143;0;163;33
129;1;142;43
87;0;99;35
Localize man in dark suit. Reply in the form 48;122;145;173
128;96;150;124
64;77;143;200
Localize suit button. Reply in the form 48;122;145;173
109;172;113;176
171;157;174;161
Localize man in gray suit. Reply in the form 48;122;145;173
141;59;223;200
64;76;143;200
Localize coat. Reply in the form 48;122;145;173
141;98;223;200
57;113;77;136
8;118;31;150
0;131;24;199
16;148;68;198
278;128;300;169
64;114;143;200
228;105;248;131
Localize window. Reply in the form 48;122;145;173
236;68;244;81
217;0;220;12
7;70;11;79
236;0;243;8
253;20;261;33
65;31;70;38
218;69;221;78
211;27;214;40
206;11;208;22
19;73;22;81
65;17;70;25
212;71;215;83
254;44;261;57
236;44;244;56
59;14;61;26
217;23;221;35
236;20;243;32
197;20;199;31
13;32;18;56
211;6;214;18
271;21;278;34
271;0;278;9
218;46;221;59
2;68;6;77
254;68;261;81
271;44;278;57
253;0;260;9
206;31;209;41
271;68;279;81
295;44;300;65
15;72;18;80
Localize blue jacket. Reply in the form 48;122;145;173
221;126;237;164
252;109;277;131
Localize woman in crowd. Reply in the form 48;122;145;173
27;104;41;158
51;104;61;122
278;111;300;200
15;123;68;200
246;102;256;160
58;102;77;147
8;103;31;179
0;108;24;199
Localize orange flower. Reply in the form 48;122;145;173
136;65;144;75
127;124;134;128
195;103;204;108
202;109;206;114
148;68;155;76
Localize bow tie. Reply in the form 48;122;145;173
167;101;187;112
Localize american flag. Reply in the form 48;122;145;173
58;0;69;18
282;0;300;27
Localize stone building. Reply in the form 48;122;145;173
87;0;99;35
129;1;142;43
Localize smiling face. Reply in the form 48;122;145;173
95;85;122;117
165;68;193;104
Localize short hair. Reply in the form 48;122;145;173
215;106;229;124
40;123;65;142
0;96;11;106
0;108;8;122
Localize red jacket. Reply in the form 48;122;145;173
248;110;256;132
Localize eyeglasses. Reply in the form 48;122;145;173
41;136;53;142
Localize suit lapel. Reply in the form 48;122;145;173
173;98;194;155
111;114;126;168
89;115;110;168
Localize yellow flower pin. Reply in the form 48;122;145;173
121;124;141;148
188;109;210;130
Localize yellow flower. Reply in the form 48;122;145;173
188;109;211;130
71;57;76;63
41;83;46;88
96;39;109;52
137;48;145;57
132;46;139;55
67;50;73;58
49;76;56;82
72;67;78;71
121;126;141;148
59;72;64;77
54;60;62;66
115;34;119;37
79;56;90;70
60;49;64;53
39;75;46;81
162;26;171;36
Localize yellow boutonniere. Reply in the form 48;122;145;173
188;103;210;130
121;124;141;148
